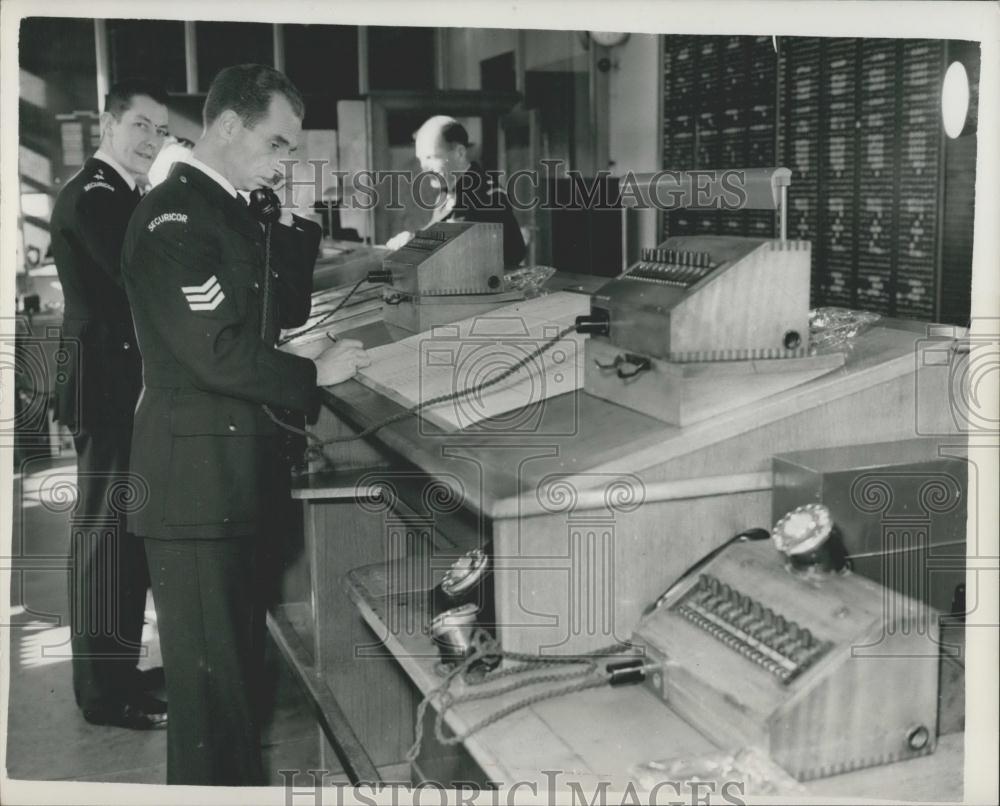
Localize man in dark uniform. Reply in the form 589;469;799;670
49;79;170;730
122;64;368;786
387;115;527;268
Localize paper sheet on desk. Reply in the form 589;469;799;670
356;291;589;431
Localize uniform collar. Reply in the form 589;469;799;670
171;161;262;243
93;149;137;191
186;155;239;198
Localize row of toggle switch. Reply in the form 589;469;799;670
675;605;798;682
639;248;715;269
407;233;452;251
696;573;817;648
671;573;831;683
628;262;712;287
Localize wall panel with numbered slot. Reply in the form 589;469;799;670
662;36;778;240
782;37;947;320
662;35;975;324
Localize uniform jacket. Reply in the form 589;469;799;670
433;161;526;269
49;156;143;429
121;162;322;539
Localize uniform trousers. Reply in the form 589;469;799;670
70;422;150;710
144;534;270;786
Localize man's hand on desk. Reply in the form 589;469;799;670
313;338;371;386
385;230;414;251
279;337;332;360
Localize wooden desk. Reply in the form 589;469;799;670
343;556;964;800
307;322;960;653
271;277;963;783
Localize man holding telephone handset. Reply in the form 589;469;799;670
122;64;368;785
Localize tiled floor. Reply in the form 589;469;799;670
5;453;324;788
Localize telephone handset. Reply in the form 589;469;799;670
253;184;284;437
248;186;281;224
249;186;280;336
431;545;495;624
429;545;500;672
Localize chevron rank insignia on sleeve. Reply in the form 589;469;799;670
181;275;226;311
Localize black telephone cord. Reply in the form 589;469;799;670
276;277;367;346
257;232;577;460
290;323;578;462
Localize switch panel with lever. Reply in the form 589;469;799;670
577;234;845;426
634;505;941;782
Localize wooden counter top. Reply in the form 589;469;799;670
308;318;957;519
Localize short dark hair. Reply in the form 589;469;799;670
104;79;168;119
202;64;305;129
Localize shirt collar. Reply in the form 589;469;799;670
93;149;137;191
186;155;238;198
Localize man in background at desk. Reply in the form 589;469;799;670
122;64;369;786
49;79;169;731
386;115;526;268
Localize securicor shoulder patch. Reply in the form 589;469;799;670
148;212;189;232
84;181;115;192
181;275;225;311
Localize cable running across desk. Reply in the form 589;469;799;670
273;323;578;462
276;277;367;346
405;630;639;763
